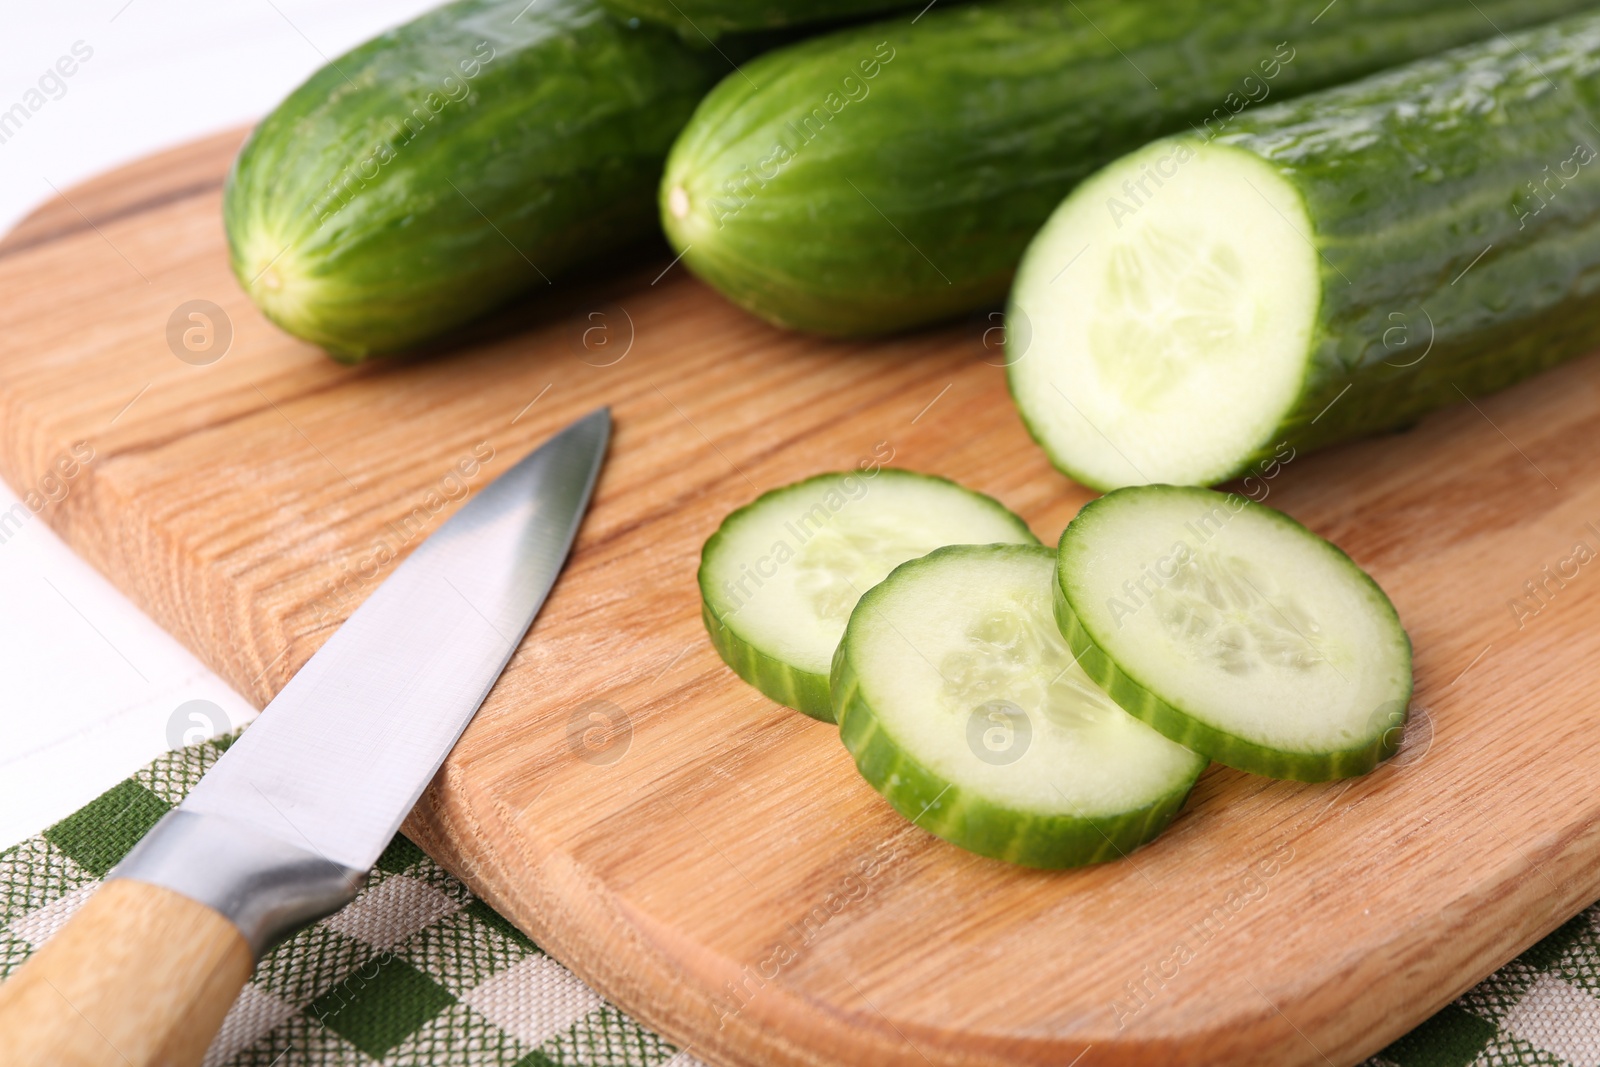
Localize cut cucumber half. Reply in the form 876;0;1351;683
700;470;1037;721
1054;485;1412;781
1012;13;1600;490
1008;139;1319;490
833;544;1205;867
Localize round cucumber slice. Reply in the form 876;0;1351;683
833;544;1205;867
1007;137;1320;490
1054;485;1412;781
700;470;1037;721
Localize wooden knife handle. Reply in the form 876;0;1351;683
0;879;252;1067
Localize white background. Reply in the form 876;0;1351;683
0;0;440;849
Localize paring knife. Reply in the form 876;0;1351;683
0;407;610;1067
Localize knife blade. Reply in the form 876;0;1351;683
182;404;609;874
0;406;610;1067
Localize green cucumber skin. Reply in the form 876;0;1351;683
701;598;835;721
1052;490;1413;782
661;0;1597;337
833;545;1203;869
1183;14;1600;477
598;0;916;37
224;0;727;360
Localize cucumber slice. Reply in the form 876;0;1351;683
1054;485;1412;781
700;470;1037;721
833;544;1205;867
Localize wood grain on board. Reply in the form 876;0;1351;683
3;128;1600;1067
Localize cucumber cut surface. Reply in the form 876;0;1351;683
700;470;1036;720
834;544;1205;867
1012;12;1600;489
1009;141;1319;490
1055;486;1412;780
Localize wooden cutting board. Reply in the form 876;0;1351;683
6;128;1600;1067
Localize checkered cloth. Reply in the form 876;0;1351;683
0;734;699;1066
2;734;1596;1066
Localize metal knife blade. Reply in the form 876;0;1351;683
0;409;611;1057
180;406;609;873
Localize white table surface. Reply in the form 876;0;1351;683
0;0;443;850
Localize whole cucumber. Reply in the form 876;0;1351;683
598;0;919;37
1009;12;1600;490
661;0;1600;337
225;0;729;360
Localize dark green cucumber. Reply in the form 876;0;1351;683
661;0;1599;337
225;0;728;361
598;0;917;37
1010;11;1600;490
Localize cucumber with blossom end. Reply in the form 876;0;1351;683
1009;12;1600;490
1054;486;1412;781
833;544;1205;867
661;0;1599;337
224;0;729;360
700;470;1037;721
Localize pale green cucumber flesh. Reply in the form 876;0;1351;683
699;469;1036;720
1013;12;1600;488
1009;141;1318;490
1055;486;1412;781
834;544;1205;867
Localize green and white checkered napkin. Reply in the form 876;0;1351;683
1;734;1595;1067
0;735;696;1067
